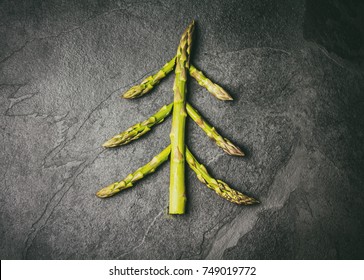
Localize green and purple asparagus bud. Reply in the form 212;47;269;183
96;145;171;198
102;103;173;148
186;147;258;205
186;103;244;156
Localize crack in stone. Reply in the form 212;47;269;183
315;44;347;70
0;83;27;95
190;214;234;259
5;91;40;116
42;66;163;168
206;153;224;166
304;192;314;218
0;44;28;66
0;6;148;67
39;113;71;168
117;210;163;258
303;42;363;74
22;149;105;259
206;139;301;259
42;90;115;168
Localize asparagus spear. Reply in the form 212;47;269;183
186;103;244;156
169;20;194;214
102;103;173;148
122;57;176;99
186;147;258;205
96;145;171;198
189;65;233;101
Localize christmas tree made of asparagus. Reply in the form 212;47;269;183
96;21;259;214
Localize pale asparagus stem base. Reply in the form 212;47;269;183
122;58;232;101
185;147;259;205
96;145;171;198
186;103;244;156
169;21;195;214
102;103;173;148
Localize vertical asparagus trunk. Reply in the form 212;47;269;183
169;21;195;214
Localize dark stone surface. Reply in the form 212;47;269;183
0;0;363;259
304;0;364;65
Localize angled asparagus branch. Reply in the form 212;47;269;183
186;147;258;205
122;57;176;99
97;145;171;198
186;103;244;156
98;21;259;214
189;65;233;101
123;59;232;101
169;21;195;214
103;103;173;147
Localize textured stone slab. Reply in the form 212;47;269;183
0;0;363;259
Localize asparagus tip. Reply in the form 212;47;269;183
218;92;233;101
121;92;134;99
250;198;260;204
102;140;113;148
233;149;245;157
224;142;245;157
96;189;109;198
236;195;260;205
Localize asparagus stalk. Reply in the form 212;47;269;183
186;103;244;156
96;145;171;198
169;21;194;214
102;103;173;147
186;147;258;205
122;57;176;99
189;65;233;101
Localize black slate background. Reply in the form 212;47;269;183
1;0;363;259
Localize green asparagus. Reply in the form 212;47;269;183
186;103;244;156
96;145;171;198
186;147;258;205
102;103;173;148
122;57;176;99
189;65;233;101
169;20;194;214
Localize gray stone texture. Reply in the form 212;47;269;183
1;0;363;259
